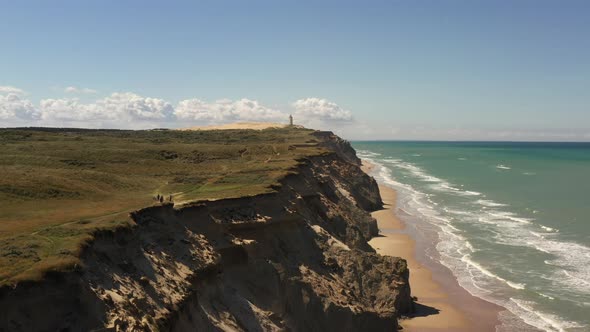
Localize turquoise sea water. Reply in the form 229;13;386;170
353;141;590;332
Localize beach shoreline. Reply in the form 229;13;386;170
362;160;502;332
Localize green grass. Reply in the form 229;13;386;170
0;126;325;285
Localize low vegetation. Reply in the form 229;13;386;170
0;126;325;285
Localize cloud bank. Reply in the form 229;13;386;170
40;93;174;123
293;97;353;121
0;89;39;121
176;98;285;123
1;86;588;141
0;86;353;130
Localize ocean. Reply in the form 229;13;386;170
352;141;590;332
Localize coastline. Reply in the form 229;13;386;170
362;160;502;332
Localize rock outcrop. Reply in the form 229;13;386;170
0;131;413;331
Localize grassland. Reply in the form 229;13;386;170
0;126;325;285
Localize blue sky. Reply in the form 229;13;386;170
1;0;589;140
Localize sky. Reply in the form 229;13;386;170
1;0;589;141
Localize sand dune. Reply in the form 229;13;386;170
180;122;290;131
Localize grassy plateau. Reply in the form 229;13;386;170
0;126;325;286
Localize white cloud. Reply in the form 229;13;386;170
64;86;98;94
101;92;174;120
0;92;39;120
292;97;353;121
0;86;26;95
40;98;108;121
40;92;175;122
176;98;285;124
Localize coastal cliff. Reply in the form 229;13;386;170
0;131;413;331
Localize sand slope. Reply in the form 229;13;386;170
180;122;289;131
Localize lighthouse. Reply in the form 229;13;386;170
289;114;293;126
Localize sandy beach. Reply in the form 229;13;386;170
362;161;502;332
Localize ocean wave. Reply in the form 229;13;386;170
526;241;551;254
558;270;590;293
435;183;461;191
382;158;403;163
463;190;482;196
358;152;590;331
461;254;526;290
496;310;541;332
496;164;511;170
443;207;474;216
384;159;444;183
540;225;559;232
478;209;590;298
356;150;382;158
508;298;587;332
477;199;509;207
487;211;534;224
380;158;486;198
430;182;484;197
464;240;476;252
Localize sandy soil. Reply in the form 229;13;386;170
362;161;501;332
180;122;288;131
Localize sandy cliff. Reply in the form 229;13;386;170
0;132;413;331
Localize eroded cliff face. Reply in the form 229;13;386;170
0;132;413;332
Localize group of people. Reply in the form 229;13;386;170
154;194;173;203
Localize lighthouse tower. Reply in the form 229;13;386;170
289;114;293;126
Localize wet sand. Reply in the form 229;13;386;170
362;160;501;332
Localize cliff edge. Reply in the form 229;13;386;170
0;131;413;331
